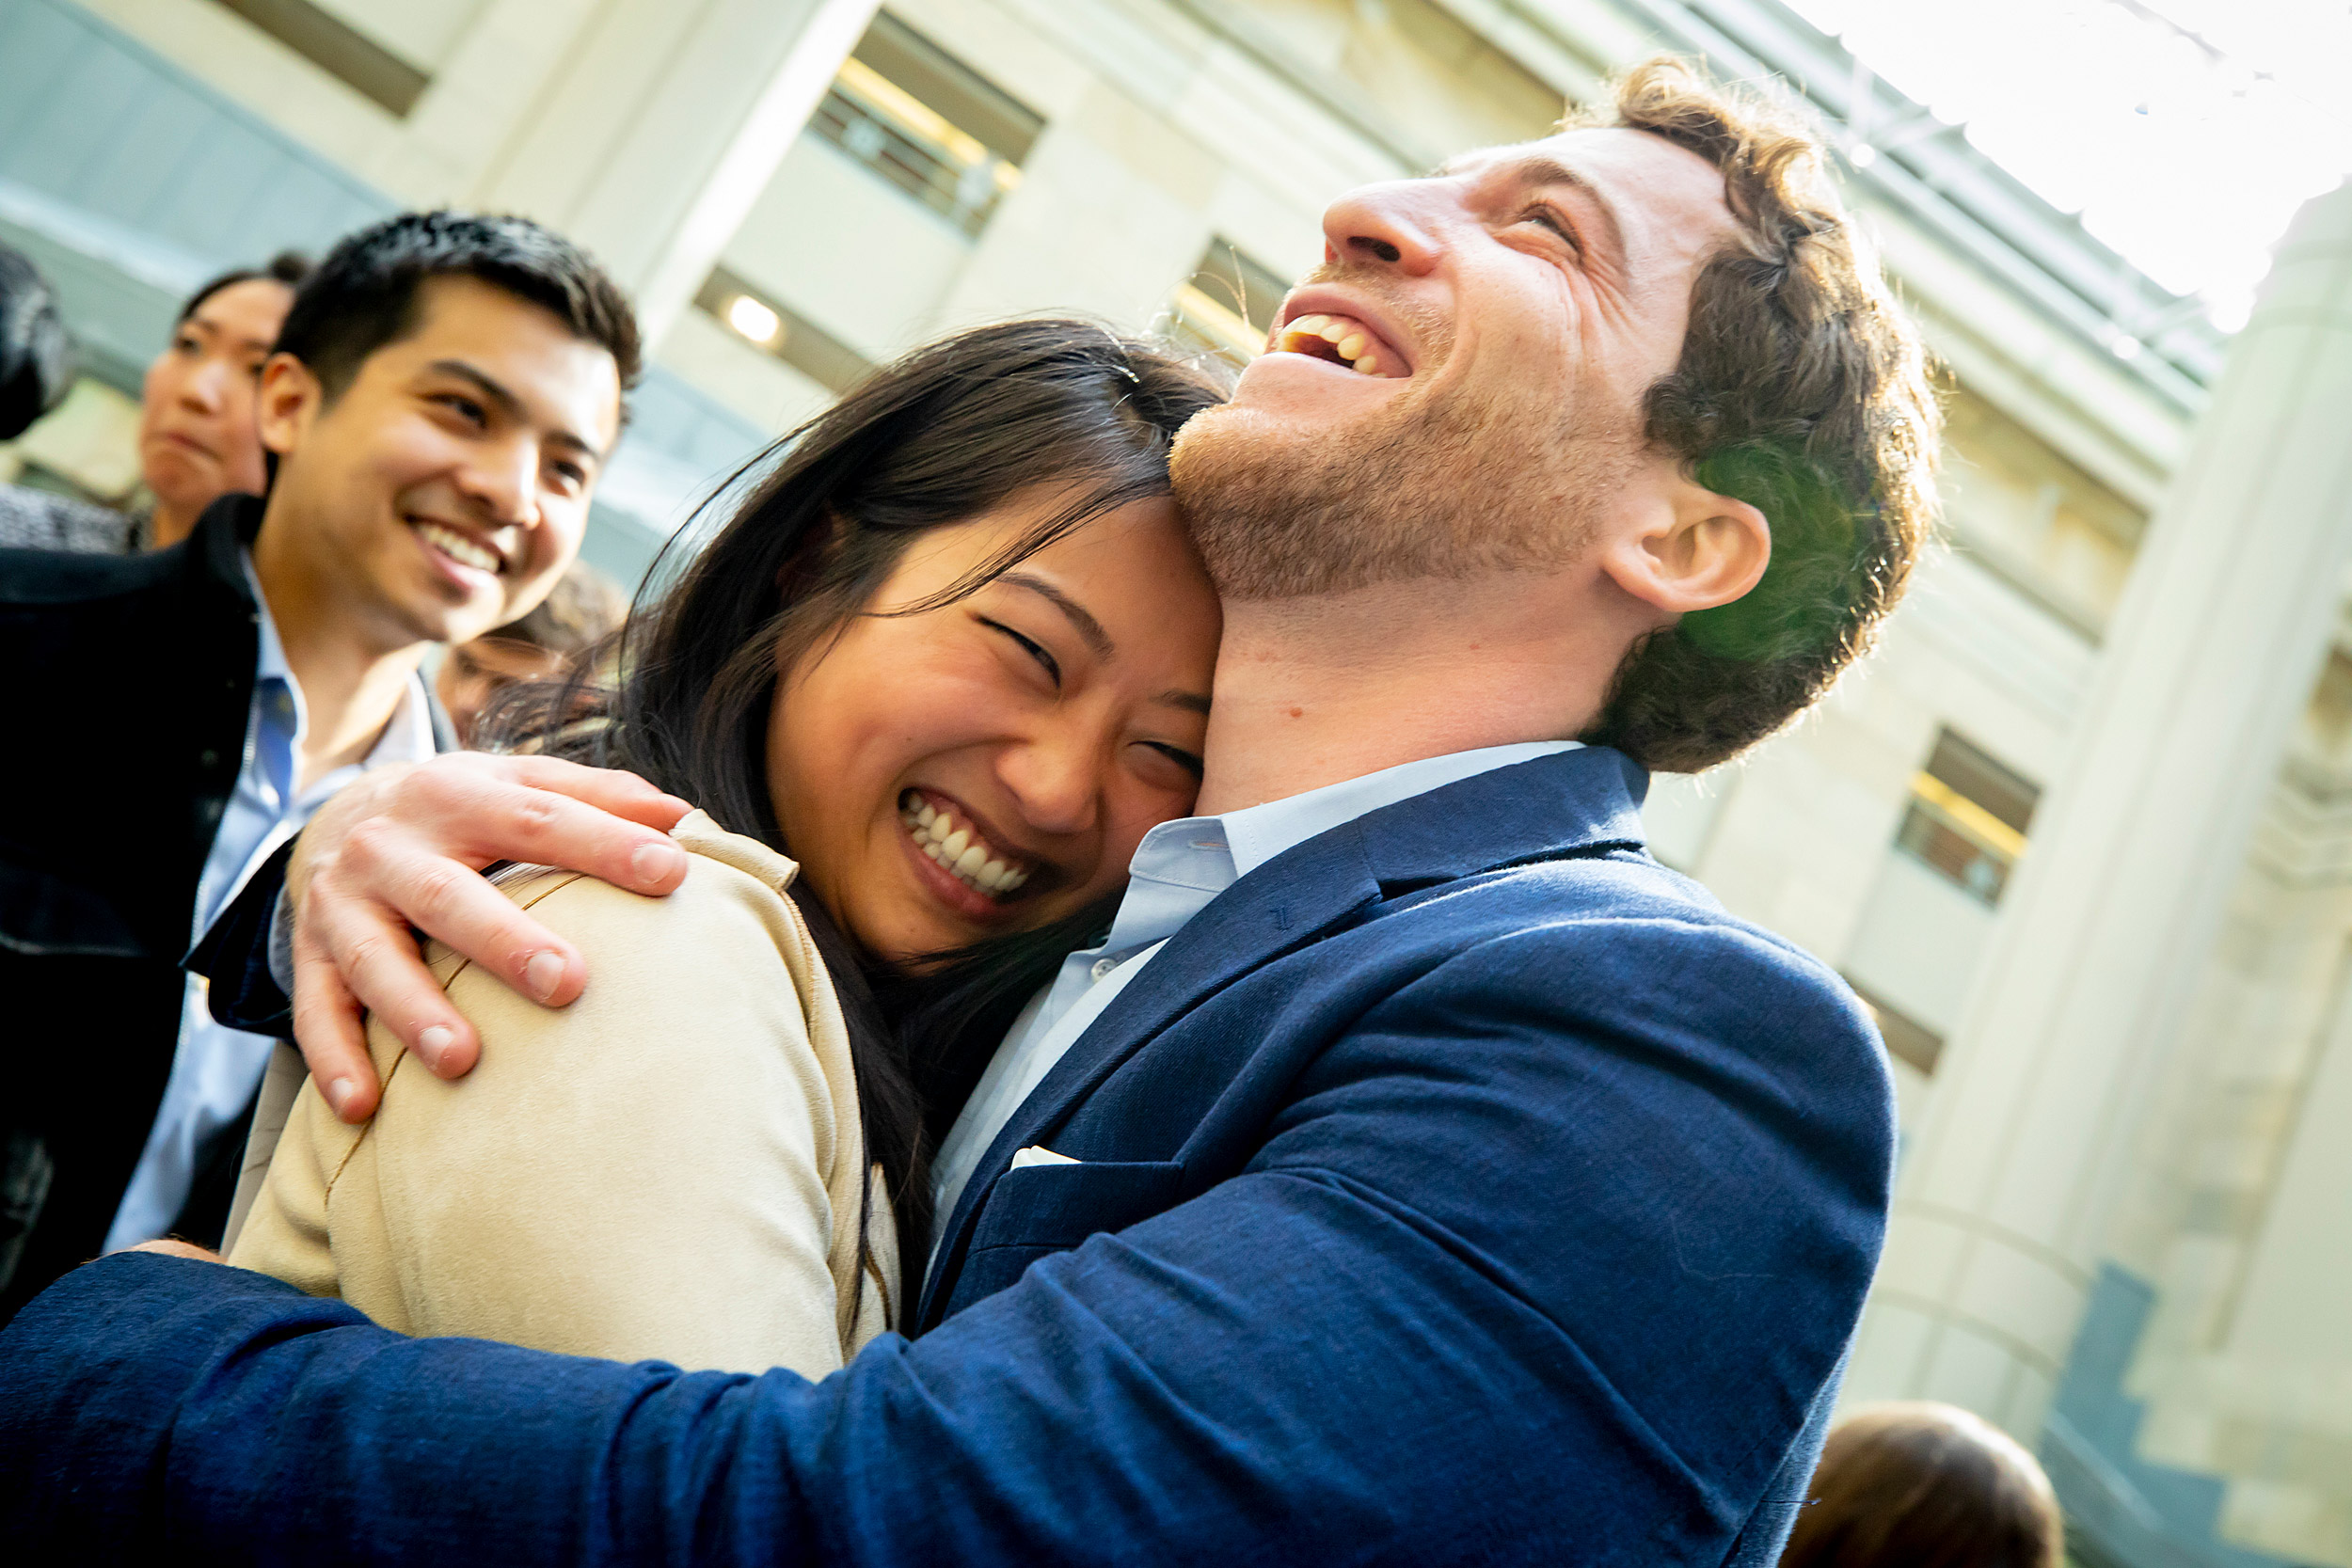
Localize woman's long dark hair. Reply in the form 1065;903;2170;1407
490;318;1229;1311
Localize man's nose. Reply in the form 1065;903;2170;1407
459;437;544;530
181;356;232;412
997;727;1102;841
1319;181;1444;276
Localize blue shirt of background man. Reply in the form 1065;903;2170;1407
103;557;435;1252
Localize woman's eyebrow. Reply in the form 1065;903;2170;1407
998;571;1114;659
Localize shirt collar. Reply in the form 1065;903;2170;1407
1216;740;1582;878
241;551;438;784
1096;740;1581;960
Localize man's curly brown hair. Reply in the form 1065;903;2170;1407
1579;58;1941;772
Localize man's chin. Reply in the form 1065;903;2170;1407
1170;388;1373;503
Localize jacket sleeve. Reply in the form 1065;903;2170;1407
185;835;297;1037
230;862;861;1379
0;920;1891;1567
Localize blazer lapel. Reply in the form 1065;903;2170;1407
917;825;1385;1327
915;745;1652;1328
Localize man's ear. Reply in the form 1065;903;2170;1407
1597;465;1771;617
255;352;322;460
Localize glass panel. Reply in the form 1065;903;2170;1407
1924;728;2040;836
1168;239;1290;367
1893;727;2042;905
693;268;872;395
809;17;1041;239
1896;798;2012;906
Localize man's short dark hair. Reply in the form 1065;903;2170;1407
276;212;642;405
177;250;313;325
0;242;73;441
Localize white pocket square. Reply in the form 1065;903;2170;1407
1010;1146;1080;1169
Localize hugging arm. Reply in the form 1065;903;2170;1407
4;926;1891;1566
191;753;692;1121
227;863;866;1377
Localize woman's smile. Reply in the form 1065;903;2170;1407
768;491;1218;965
897;787;1039;919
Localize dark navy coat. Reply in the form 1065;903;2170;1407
0;746;1894;1565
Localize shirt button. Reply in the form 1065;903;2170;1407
1089;957;1119;982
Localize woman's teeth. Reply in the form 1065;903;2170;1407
1278;314;1395;377
416;520;500;573
899;792;1030;898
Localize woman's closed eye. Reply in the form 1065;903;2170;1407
983;617;1061;686
1139;740;1204;784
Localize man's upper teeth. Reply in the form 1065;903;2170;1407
419;521;498;572
900;792;1031;897
1279;313;1391;376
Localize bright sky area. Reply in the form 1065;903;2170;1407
1779;0;2352;333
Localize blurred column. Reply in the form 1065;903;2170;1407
1847;179;2352;1437
469;0;881;343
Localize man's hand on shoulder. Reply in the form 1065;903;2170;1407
291;754;691;1123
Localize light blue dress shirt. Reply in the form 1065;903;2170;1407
103;558;437;1252
927;739;1581;1259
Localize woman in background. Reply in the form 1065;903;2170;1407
0;250;309;553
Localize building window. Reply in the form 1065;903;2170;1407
695;268;872;395
212;0;430;117
810;13;1042;238
1167;241;1290;368
1894;729;2040;907
1846;979;1946;1076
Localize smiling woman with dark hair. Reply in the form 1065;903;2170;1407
228;318;1229;1370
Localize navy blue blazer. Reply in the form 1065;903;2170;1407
0;747;1894;1565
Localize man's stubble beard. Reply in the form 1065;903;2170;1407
1171;350;1642;604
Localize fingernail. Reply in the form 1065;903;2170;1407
419;1024;454;1068
326;1077;357;1117
631;840;683;886
525;949;566;1001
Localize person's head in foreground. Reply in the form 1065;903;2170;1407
0;241;72;442
253;211;636;652
1778;1402;2066;1568
437;558;628;746
1176;55;1939;772
505;318;1226;1257
136;251;311;550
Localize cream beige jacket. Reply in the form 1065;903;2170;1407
229;811;895;1376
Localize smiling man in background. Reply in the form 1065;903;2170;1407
0;212;635;1323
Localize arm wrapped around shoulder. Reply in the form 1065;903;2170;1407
817;912;1899;1564
230;817;891;1375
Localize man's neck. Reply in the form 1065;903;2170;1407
1193;574;1644;815
250;510;428;794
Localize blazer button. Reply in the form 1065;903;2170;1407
199;749;220;768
